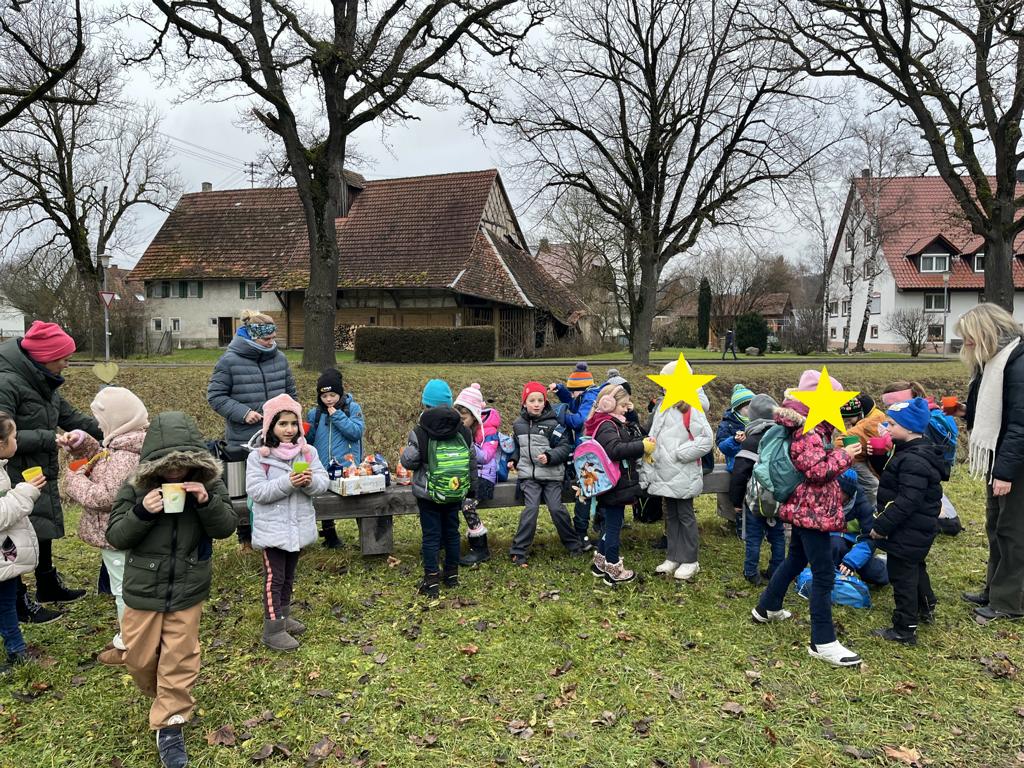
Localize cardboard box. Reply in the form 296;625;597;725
328;474;387;497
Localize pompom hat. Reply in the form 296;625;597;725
454;383;486;426
797;369;843;392
730;384;755;410
567;362;594;390
259;394;306;456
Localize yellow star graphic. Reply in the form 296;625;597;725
789;366;859;434
646;353;716;413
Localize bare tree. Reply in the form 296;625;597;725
130;0;547;370
695;247;794;339
0;0;94;129
502;0;834;364
766;0;1024;312
885;307;937;358
0;22;180;324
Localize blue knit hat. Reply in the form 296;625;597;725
838;469;860;498
730;383;755;410
886;396;930;435
422;379;453;408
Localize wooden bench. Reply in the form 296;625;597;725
231;468;735;556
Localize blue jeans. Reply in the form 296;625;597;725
596;504;626;564
743;507;785;579
417;498;461;574
757;526;836;645
0;578;26;657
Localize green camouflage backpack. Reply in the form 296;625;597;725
418;428;471;503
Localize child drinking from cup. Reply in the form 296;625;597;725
246;394;328;651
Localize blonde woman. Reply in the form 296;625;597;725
955;304;1024;623
207;309;297;549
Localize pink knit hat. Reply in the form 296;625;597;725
21;321;76;363
796;369;842;392
454;383;485;427
259;394;305;455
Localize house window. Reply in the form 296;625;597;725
829;327;836;339
239;281;262;300
843;265;854;283
870;325;879;339
841;299;851;316
863;227;871;246
869;293;881;314
927;324;945;342
181;280;202;298
152;318;163;332
845;232;854;251
919;253;949;273
828;300;838;317
170;318;181;333
973;253;985;273
923;292;947;311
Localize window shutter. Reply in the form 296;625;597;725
239;281;245;299
178;281;187;298
197;281;203;299
162;281;171;298
255;282;262;299
145;281;153;298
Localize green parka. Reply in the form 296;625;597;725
106;412;237;613
0;339;100;539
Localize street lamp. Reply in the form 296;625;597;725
99;253;111;364
942;269;950;356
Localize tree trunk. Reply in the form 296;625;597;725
631;251;659;366
853;272;876;352
841;283;854;354
983;229;1015;313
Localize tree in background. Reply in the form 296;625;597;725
697;278;712;350
885;308;936;358
735;312;769;354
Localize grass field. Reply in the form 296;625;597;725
2;361;1016;767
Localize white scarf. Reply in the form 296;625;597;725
968;337;1021;480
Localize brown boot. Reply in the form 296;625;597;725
97;645;127;666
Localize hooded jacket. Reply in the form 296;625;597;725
400;407;479;502
65;430;147;549
0;339;102;540
476;407;501;485
0;460;40;581
306;393;365;467
207;335;297;449
846;406;887;466
872;436;949;561
511;402;572;483
640;402;713;500
584;411;645;507
774;401;852;532
246;440;329;553
727;394;778;508
106;412;237;613
553;384;601;447
716;408;747;471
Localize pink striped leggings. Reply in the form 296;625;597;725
261;548;300;620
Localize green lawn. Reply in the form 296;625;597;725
75;349;355;365
1;469;1019;767
513;347;952;363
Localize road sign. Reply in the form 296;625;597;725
98;291;115;309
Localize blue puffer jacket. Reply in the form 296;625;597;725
306;394;365;467
835;471;877;572
716;408;746;471
553;384;600;447
207;335;297;449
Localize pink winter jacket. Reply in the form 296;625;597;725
774;401;852;533
64;430;146;549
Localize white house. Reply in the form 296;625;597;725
827;174;1024;352
0;293;25;340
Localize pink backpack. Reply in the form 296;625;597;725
572;436;622;506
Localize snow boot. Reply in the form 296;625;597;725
35;567;86;603
262;618;299;651
459;533;491;566
282;606;306;636
418;572;441;599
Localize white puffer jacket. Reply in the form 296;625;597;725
246;448;329;552
0;460;41;581
640;404;714;499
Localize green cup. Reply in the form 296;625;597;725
293;461;310;473
841;435;860;447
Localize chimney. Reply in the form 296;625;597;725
201;181;213;192
861;168;871;178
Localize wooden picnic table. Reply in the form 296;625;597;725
231;468;734;555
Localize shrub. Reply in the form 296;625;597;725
354;326;495;363
781;307;825;355
735;312;768;353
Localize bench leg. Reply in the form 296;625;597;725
716;493;737;522
357;516;394;556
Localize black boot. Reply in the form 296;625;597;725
35;567;86;603
443;565;459;588
459;533;491;566
418;572;441;599
98;561;112;595
16;579;61;624
321;522;343;550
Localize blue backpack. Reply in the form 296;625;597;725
492;433;517;482
796;567;872;608
926;409;958;470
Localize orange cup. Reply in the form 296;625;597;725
69;458;89;472
941;396;959;415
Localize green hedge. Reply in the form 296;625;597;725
354;326;496;363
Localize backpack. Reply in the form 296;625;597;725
744;474;780;520
572;438;622;502
679;409;715;475
796;567;872;608
926;409;958;469
751;424;804;504
417;428;471;503
492;433;517;482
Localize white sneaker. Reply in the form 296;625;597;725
808;641;862;667
673;562;700;581
655;560;679;574
751;606;792;623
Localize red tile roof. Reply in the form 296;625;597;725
131;170;584;323
675;292;793;318
847;176;1024;290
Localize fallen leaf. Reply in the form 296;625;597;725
29;681;50;691
842;745;874;760
763;726;777;747
979;653;1018;679
304;736;336;767
882;745;923;766
458;644;479;656
1017;706;1024;718
614;630;635;642
307;689;335;699
206;724;238;747
632;716;654;736
109;759;124;768
307;670;320;681
387;555;401;568
402;624;421;641
506;719;534;740
720;701;745;717
893;681;917;695
590;710;617;727
407;734;438;747
251;743;291;763
744;670;762;684
243;710;276;728
548;660;573;677
70;675;87;687
760;692;778;711
373;653;388;665
474;619;488;632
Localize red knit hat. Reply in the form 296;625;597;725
521;381;548;405
21;321;76;363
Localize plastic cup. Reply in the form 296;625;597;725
869;436;891;454
841;435;860;447
21;466;42;483
941;396;959;415
69;459;89;473
161;483;186;514
293;461;310;473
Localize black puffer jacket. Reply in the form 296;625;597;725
587;413;645;507
511;403;572;482
965;339;1024;482
873;436;949;561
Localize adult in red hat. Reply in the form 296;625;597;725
0;321;102;623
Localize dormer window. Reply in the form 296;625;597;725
919;253;949;273
973;253;985;273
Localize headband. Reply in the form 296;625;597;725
881;389;914;407
246;321;276;339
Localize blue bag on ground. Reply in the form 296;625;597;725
795;566;872;608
